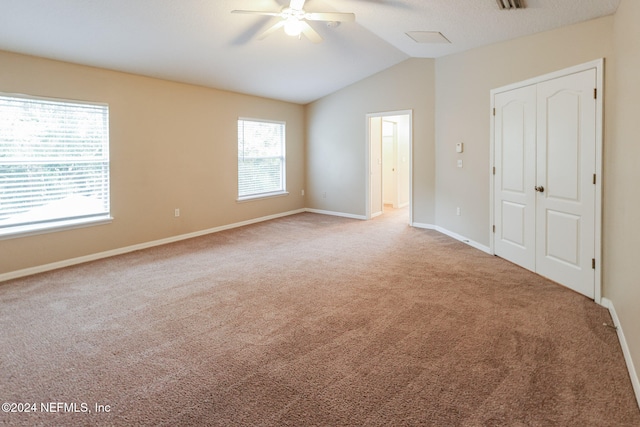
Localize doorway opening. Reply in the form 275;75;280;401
366;110;412;224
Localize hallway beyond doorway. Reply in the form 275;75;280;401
367;110;412;225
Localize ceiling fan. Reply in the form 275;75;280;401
232;0;356;43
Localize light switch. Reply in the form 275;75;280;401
456;142;464;153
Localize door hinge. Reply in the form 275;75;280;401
493;225;496;233
593;174;596;184
592;258;596;269
493;166;496;175
594;88;597;99
493;108;496;116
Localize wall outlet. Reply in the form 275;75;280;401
322;192;327;198
456;207;461;216
174;208;180;217
457;159;463;168
301;189;305;196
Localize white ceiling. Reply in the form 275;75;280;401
0;0;620;104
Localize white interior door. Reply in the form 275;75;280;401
382;120;398;207
494;85;537;271
493;67;598;299
535;70;596;298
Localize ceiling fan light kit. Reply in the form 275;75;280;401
284;17;303;37
232;0;355;43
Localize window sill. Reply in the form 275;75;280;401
236;191;289;203
0;215;113;240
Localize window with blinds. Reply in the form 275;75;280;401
0;93;110;238
237;118;286;200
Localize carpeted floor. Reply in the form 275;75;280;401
1;208;639;426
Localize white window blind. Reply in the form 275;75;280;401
0;94;110;236
237;119;285;199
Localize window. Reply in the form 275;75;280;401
237;118;286;200
0;93;110;238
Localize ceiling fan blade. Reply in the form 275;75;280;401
305;12;356;22
231;10;282;17
257;20;286;40
299;21;323;43
290;0;306;11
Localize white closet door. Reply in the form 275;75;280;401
535;69;596;298
494;85;537;271
493;67;597;299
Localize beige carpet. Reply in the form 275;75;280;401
1;208;638;426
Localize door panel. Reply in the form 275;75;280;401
502;104;527;192
546;92;581;201
545;210;580;266
536;69;596;298
501;201;526;247
494;85;536;271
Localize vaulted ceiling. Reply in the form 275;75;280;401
0;0;620;104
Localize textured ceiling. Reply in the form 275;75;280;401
0;0;620;104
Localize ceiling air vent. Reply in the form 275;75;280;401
406;31;451;44
496;0;524;9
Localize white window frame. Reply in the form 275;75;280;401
237;118;288;202
0;92;112;240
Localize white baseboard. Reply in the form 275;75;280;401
435;226;491;254
304;208;367;220
412;223;491;254
601;297;640;410
411;222;437;230
0;208;306;283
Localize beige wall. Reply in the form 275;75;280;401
0;51;305;275
435;16;614;246
305;58;436;224
609;0;640;391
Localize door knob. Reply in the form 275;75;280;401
535;185;545;193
